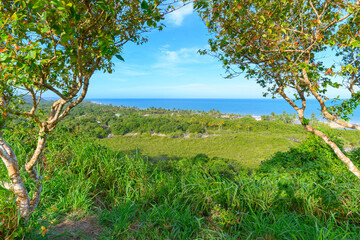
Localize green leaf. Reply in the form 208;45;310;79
350;39;360;48
29;50;37;59
11;12;18;20
0;53;8;62
115;54;125;61
41;12;46;24
61;34;71;45
302;118;310;125
141;1;149;10
147;20;154;27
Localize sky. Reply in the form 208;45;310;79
86;3;266;99
83;3;349;99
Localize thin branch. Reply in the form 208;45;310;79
29;184;42;212
33;81;67;99
308;0;320;19
49;78;90;129
301;66;360;130
6;109;41;124
25;127;47;180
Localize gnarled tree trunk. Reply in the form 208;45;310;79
0;137;31;218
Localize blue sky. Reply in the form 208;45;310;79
87;3;266;99
83;4;348;99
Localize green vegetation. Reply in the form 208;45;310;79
54;101;301;138
3;102;360;238
0;0;191;220
2;121;360;239
102;131;303;168
197;0;360;179
48;101;360;169
3;1;360;238
19;100;360;170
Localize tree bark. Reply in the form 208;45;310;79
303;124;360;179
26;129;47;216
0;137;31;217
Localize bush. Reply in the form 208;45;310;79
258;134;348;181
167;131;183;138
187;124;205;133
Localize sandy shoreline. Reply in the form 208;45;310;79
90;100;356;130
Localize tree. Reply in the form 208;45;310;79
196;0;360;178
0;0;190;219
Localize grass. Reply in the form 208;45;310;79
2;126;360;239
101;131;306;168
101;120;360;169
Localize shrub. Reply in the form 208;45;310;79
259;134;348;181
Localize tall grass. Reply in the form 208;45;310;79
101;131;305;168
1;128;360;239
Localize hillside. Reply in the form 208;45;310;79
2;102;360;239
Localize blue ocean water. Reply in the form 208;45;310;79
89;98;360;123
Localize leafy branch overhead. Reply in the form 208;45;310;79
197;0;360;179
198;0;360;101
1;0;176;123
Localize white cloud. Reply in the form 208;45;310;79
152;46;208;69
167;3;193;26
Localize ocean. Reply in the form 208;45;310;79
89;98;360;123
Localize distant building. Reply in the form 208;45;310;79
251;116;262;121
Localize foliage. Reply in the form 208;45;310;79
0;0;190;219
196;0;360;103
50;100;301;138
259;134;348;179
196;0;360;179
2;128;360;238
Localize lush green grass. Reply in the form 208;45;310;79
101;131;306;168
3;97;360;239
101;120;360;169
2;128;360;239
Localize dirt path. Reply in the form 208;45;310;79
49;215;103;239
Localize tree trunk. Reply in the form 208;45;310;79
304;125;360;179
277;87;360;180
0;137;31;217
8;163;31;218
0;131;48;219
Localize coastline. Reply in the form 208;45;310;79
89;99;360;128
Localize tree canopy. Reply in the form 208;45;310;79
196;0;360;178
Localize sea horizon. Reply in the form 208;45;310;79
88;98;360;124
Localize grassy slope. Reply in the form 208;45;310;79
3;120;360;239
2;130;360;239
